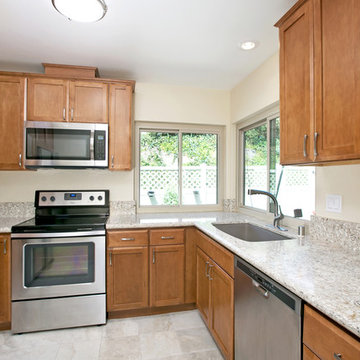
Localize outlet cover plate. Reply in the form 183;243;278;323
326;194;342;213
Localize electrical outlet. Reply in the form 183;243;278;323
326;194;342;213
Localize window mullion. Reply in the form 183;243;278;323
266;118;271;213
178;132;183;206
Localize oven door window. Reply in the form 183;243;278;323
24;243;95;287
26;129;91;160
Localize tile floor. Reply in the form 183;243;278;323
0;310;224;360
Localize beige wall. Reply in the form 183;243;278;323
0;82;230;202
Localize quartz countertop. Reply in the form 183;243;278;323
107;211;360;338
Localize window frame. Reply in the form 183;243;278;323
135;121;224;213
236;104;314;224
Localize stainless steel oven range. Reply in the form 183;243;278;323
11;190;109;334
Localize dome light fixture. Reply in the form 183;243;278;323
238;41;257;51
52;0;108;23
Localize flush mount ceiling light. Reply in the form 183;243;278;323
52;0;108;23
238;41;257;50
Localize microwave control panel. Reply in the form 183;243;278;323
94;131;106;161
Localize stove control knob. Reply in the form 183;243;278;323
41;196;47;202
89;196;95;201
98;195;103;201
50;196;56;202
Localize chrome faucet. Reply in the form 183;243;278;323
247;189;287;231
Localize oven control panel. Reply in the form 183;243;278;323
37;191;107;206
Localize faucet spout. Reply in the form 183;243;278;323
247;189;285;230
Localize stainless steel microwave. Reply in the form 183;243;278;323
24;121;108;168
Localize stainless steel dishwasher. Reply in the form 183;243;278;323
235;256;302;360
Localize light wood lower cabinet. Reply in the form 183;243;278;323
196;244;234;360
0;234;11;330
150;244;184;307
107;245;148;312
303;304;360;360
303;345;320;360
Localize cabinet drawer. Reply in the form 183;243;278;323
303;305;360;360
150;228;184;245
196;230;234;278
107;230;148;247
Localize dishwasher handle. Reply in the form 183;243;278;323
252;280;269;298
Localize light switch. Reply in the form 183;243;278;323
326;194;342;213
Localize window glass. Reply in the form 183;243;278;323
139;130;219;207
140;131;179;206
243;123;268;210
182;133;218;205
242;116;315;220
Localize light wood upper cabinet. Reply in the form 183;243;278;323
276;0;360;164
27;78;68;122
28;78;108;124
278;0;313;165
69;81;108;123
109;84;132;170
0;76;25;170
0;234;11;330
150;244;185;307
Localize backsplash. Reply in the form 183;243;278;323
310;215;360;252
223;199;237;212
110;201;136;215
0;202;35;218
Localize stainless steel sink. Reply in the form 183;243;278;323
212;222;292;242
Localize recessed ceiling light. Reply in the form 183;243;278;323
52;0;108;23
238;41;257;51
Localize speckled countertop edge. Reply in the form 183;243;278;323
107;211;360;338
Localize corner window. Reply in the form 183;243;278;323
138;127;220;208
241;115;315;220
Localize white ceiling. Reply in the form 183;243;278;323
0;0;296;89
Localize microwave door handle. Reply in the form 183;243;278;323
90;130;95;161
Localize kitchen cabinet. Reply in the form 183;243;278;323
303;345;320;360
303;304;360;360
109;84;132;170
149;228;185;307
0;234;11;330
0;76;25;170
276;0;360;165
28;78;108;123
107;230;149;311
196;231;234;360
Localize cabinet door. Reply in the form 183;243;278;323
0;234;11;329
278;0;314;164
0;76;25;169
196;247;210;324
303;345;320;360
150;244;184;307
107;246;148;311
69;81;108;123
209;261;234;360
314;0;360;162
109;84;132;170
27;78;68;122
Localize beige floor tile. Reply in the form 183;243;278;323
56;339;101;360
161;349;224;360
102;318;139;339
169;310;205;331
99;335;142;360
136;313;173;334
176;327;218;353
140;330;182;359
0;344;60;360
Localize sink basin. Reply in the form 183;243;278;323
212;222;292;242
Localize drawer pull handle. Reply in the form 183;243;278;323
18;153;22;168
161;236;175;240
314;132;319;158
3;238;6;255
63;107;66;120
208;264;214;280
205;261;209;278
71;108;74;121
152;248;155;264
121;237;135;241
303;134;308;157
109;252;112;266
252;280;269;298
333;354;342;360
111;155;114;168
